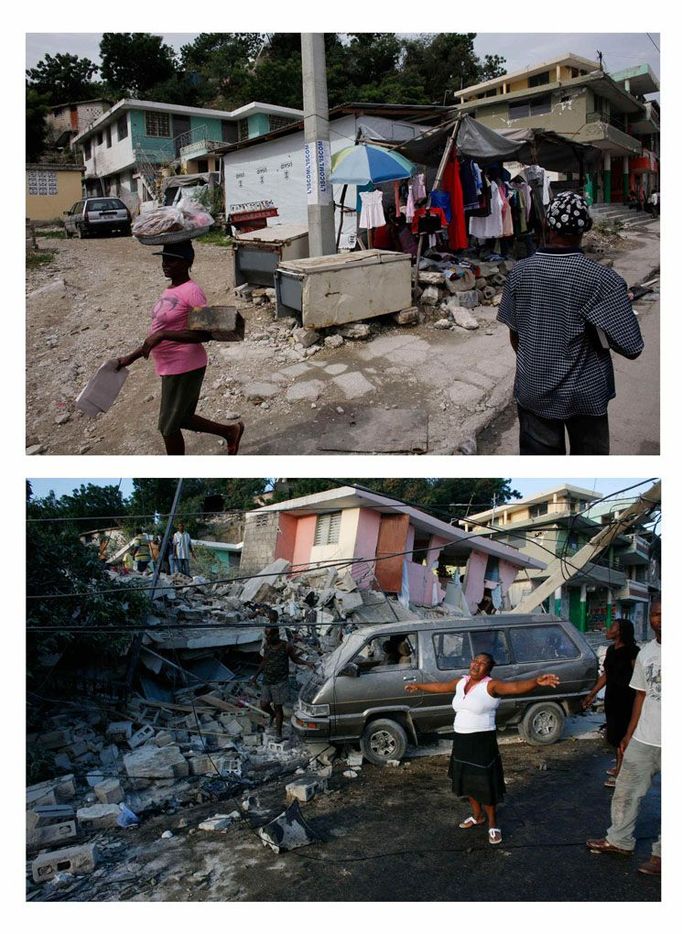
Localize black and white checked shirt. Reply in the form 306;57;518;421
497;247;644;418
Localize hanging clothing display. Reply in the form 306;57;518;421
460;158;480;211
412;173;426;200
411;205;448;235
500;185;514;238
469;179;504;239
440;150;468;251
429;189;452;223
359;190;386;229
405;185;416;221
393;180;401;215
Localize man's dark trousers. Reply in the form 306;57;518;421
517;405;610;455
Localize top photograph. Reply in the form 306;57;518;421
25;32;660;456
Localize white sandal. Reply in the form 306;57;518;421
459;815;485;829
488;828;502;845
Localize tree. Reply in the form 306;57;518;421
99;33;177;97
26;52;101;105
26;482;127;534
402;33;505;103
26;88;50;161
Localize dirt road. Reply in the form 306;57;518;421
26;231;655;456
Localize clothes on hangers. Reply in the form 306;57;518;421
469;179;504;239
412;173;426;200
411;205;448;235
429;189;452;223
359;189;386;229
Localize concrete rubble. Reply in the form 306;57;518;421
26;560;414;898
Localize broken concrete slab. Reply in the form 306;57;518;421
392;307;420;325
448;381;487;407
331;371;375;400
324;334;344;350
292;328;320;348
198;812;240;832
27;774;75;806
32;843;98;884
449;306;480;330
286;379;325;403
257;801;317;853
278;362;312;379
318;406;428;454
123;745;189;783
419;286;441;306
338;323;371;340
239;558;291;604
242;381;281;402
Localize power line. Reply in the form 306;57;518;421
646;33;660;53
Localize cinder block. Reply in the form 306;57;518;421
106;721;133;742
128;725;155;749
27;820;77;850
285;779;318;803
242;733;261;748
154;731;173;747
99;744;119;766
32;843;98;884
187;305;245;342
94;779;124;805
189;754;215;776
26;774;75;806
77;804;121;831
27;804;75;829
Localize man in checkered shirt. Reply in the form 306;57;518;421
497;191;644;454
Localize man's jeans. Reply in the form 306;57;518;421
606;738;661;856
517;405;610;455
177;558;191;577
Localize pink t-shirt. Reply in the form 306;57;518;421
148;280;209;376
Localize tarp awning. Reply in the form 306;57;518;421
396;114;599;173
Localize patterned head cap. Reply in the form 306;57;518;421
545;191;593;235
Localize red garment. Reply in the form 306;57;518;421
410;206;448;235
372;224;393;249
441;151;469;251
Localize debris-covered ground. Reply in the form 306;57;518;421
25;229;652;456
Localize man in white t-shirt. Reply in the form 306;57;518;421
172;522;193;577
586;598;661;876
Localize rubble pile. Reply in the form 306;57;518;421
26;560;414;895
414;255;514;331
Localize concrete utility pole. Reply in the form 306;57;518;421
512;480;661;615
301;33;336;257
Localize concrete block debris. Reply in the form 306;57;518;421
292;327;320;348
343;770;358;779
123;745;189;783
257;801;317;853
285;778;319;804
106;722;133;743
94;778;124;805
77;804;121;831
239;558;291;604
199;811;240;832
27;774;76;806
32;843;98;884
128;725;155;749
27;819;78;850
346;752;363;769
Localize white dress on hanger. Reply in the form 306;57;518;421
469;180;504;239
359;190;386;229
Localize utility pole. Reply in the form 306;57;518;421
512;481;661;615
301;33;336;257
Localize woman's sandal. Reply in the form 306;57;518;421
488;828;502;845
458;815;485;829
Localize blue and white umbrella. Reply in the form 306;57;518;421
330;143;416;185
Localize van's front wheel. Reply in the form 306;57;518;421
518;702;565;745
360;718;407;765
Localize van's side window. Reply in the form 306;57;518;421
433;632;471;671
509;625;580;662
471;630;511;666
353;634;417;672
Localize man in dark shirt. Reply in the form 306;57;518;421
497;191;644;454
252;626;315;740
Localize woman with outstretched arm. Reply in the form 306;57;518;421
406;653;559;845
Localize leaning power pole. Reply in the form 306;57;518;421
301;33;336;257
512;480;661;614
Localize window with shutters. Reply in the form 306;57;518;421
145;111;171;138
117;115;128;140
313;511;342;546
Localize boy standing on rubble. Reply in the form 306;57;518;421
252;627;315;740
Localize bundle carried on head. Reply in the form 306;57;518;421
132;202;215;243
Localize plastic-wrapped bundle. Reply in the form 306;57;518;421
132;206;184;237
178;201;214;230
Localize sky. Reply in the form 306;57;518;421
25;32;660;88
28;477;651;504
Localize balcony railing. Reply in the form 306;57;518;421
586;110;627;132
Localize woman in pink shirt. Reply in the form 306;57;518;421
117;241;244;455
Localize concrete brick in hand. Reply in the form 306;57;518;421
187;305;245;342
32;843;98;884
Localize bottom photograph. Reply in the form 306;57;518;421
25;476;661;902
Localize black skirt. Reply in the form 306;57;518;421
158;366;206;436
448;730;505;806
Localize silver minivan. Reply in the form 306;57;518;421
63;197;132;238
292;614;598;764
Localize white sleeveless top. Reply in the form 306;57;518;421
452;676;500;734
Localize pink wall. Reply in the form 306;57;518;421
291;515;317;572
464;550;488;612
498;559;518;596
353;508;382;589
274;512;298;564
